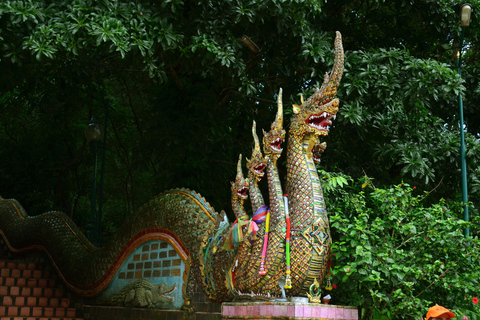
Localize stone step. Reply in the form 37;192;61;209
1;296;71;308
0;278;58;289
0;286;65;298
0;262;55;283
0;262;44;271
1;269;55;282
0;306;79;317
0;258;83;320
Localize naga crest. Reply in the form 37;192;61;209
231;154;248;202
291;31;344;137
263;88;286;161
246;121;267;183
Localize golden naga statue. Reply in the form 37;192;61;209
0;32;344;305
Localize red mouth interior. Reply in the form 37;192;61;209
237;186;248;197
254;163;266;174
306;113;333;130
270;137;284;152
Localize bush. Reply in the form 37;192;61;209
323;174;480;320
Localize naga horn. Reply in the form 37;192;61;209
309;31;344;106
236;154;244;180
252;121;262;157
271;88;283;130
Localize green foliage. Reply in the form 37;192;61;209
457;309;480;320
0;0;339;228
333;48;465;184
324;176;480;320
0;0;183;78
319;169;352;193
1;0;480;237
0;2;479;317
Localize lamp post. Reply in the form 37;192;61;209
457;3;472;237
97;98;110;239
85;116;103;245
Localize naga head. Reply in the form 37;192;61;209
312;141;327;164
231;154;248;201
263;88;286;161
246;121;267;182
291;31;344;138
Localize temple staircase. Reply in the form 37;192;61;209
0;244;83;320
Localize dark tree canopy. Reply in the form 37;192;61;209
0;0;479;227
2;1;480;319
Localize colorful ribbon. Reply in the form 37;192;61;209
224;214;249;251
247;206;269;238
224;206;271;253
284;195;292;288
258;207;271;275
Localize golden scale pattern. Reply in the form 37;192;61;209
231;89;288;297
234;166;281;293
208;32;343;300
246;121;267;214
247;174;265;214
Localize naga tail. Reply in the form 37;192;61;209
0;189;222;301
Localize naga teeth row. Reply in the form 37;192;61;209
319;112;336;120
310;124;330;131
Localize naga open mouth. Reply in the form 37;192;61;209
312;142;326;164
270;137;284;153
254;163;266;177
237;186;248;199
305;112;336;133
312;149;325;164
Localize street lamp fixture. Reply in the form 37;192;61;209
460;4;472;27
85;117;103;145
457;3;472;237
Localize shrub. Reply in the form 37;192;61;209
323;174;480;320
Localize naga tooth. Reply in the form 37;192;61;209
333;114;337;120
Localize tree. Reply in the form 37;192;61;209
0;0;338;225
0;0;479;238
2;1;480;319
318;0;480;210
325;177;480;320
